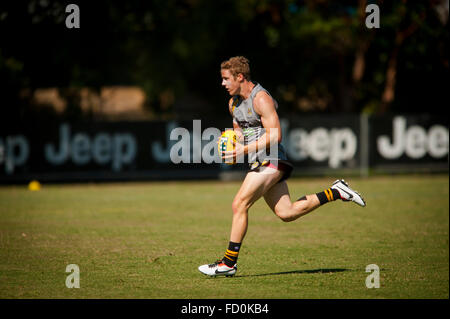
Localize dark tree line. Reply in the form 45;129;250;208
0;0;448;124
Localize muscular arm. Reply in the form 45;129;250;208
243;91;282;155
222;93;280;160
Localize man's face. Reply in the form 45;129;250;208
221;69;241;96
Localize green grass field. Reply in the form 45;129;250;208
0;174;448;299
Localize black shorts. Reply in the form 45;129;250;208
248;159;294;183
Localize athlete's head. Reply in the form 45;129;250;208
221;56;251;80
220;56;251;96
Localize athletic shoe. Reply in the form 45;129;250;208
331;179;366;207
198;260;237;277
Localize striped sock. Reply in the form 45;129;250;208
316;188;341;205
222;241;241;267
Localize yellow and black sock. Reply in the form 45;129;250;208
222;241;241;267
315;188;341;205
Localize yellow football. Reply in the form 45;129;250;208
218;130;237;165
28;180;41;191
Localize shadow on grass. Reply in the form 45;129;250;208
233;268;350;278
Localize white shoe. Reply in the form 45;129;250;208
198;260;237;277
331;179;366;207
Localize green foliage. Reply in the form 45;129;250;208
0;0;447;119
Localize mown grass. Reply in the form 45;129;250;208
0;174;448;299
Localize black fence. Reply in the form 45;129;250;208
0;114;448;183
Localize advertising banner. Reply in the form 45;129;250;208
369;114;449;168
0;114;447;183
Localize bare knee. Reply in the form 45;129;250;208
232;196;251;215
275;203;309;222
275;207;296;222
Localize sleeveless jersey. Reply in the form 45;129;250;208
230;82;288;164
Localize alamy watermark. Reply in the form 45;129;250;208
62;4;379;30
166;120;279;168
65;264;80;288
65;4;80;29
365;264;380;288
365;4;380;29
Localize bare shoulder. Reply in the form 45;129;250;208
253;91;276;115
228;97;235;115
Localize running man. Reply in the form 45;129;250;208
198;56;365;277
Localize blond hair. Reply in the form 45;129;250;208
220;56;251;80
